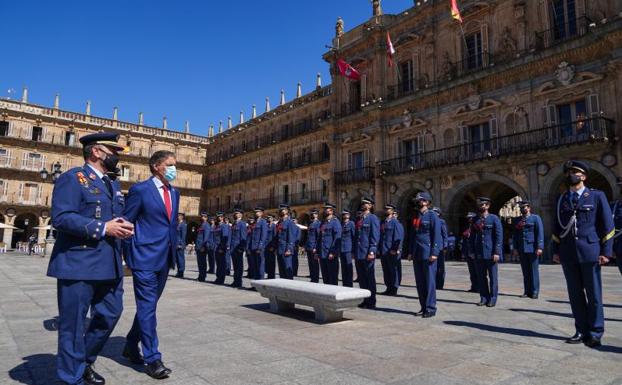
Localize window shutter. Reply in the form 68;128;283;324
22;152;28;169
361;74;367;102
586;94;600;118
412;53;420;87
347;152;353;169
489;117;499;153
37;184;42;203
41;154;47;170
548;105;557;126
2;180;7;196
417;135;425;153
26;126;32;140
18;182;23;200
481;24;489;57
363;149;370;166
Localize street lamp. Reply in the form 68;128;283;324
40;162;63;256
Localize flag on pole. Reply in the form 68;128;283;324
386;32;396;67
337;59;361;81
451;0;463;23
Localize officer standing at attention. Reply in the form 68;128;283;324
462;212;478;292
355;197;380;309
407;192;441;318
213;212;231;285
611;177;622;276
194;212;208;281
292;217;301;277
265;214;278;279
380;204;401;296
319;203;341;285
230;208;247;288
48;132;133;385
245;217;255;278
305;209;321;283
511;201;544;299
394;210;405;287
248;207;269;280
432;207;448;290
175;213;187;278
552;160;614;348
470;197;503;307
340;209;355;287
276;205;296;279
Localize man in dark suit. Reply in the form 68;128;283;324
123;150;180;379
48;132;134;385
175;213;187;278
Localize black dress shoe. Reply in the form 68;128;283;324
230;283;242;288
213;279;224;285
583;336;601;348
145;360;172;379
207;270;215;274
486;302;496;308
422;312;436;318
357;303;366;308
175;272;184;278
122;345;144;364
565;332;585;344
476;301;486;306
83;364;105;385
414;310;424;316
520;294;529;298
469;288;479;293
530;294;539;299
365;303;376;309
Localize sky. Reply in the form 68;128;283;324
0;0;414;136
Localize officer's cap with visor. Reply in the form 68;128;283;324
476;197;491;205
414;192;432;202
563;160;590;175
79;132;127;152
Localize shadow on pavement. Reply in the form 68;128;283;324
241;303;351;324
546;299;622;309
98;336;144;373
443;320;567;341
509;308;622;323
373;306;418;316
395;293;477;305
9;353;55;385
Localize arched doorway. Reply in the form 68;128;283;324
12;213;37;249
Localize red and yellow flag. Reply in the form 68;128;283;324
451;0;463;23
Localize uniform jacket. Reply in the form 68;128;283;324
305;220;321;250
177;221;187;249
276;218;296;255
249;218;268;252
395;220;405;256
47;165;124;280
439;218;448;249
230;220;248;251
267;222;277;251
469;214;503;260
511;214;544;254
611;200;622;256
340;220;355;254
380;217;402;255
319;217;341;258
354;213;380;260
123;177;180;271
194;221;206;250
213;222;231;252
408;209;441;261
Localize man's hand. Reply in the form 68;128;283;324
314;254;320;261
429;255;437;262
390;250;397;255
536;249;543;257
552;254;560;264
367;252;375;261
598;255;609;265
312;249;316;254
493;254;500;263
328;253;334;261
512;249;519;257
285;250;292;256
105;218;134;239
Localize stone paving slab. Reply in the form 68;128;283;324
1;252;621;385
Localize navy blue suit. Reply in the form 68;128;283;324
276;218;296;279
319;217;341;285
195;221;208;281
470;214;503;305
436;218;448;289
552;188;614;339
176;221;187;274
248;218;268;280
213;223;231;284
265;223;277;279
408;210;442;314
512;214;544;296
355;213;380;306
340;220;355;287
47;165;124;385
230;220;248;286
305;220;321;283
611;200;622;275
380;217;402;293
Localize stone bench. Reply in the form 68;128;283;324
251;279;371;322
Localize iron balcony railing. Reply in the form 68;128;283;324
450;51;494;79
378;117;615;176
334;166;375;185
535;16;590;50
205;190;327;214
387;78;422;101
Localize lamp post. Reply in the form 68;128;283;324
40;162;62;256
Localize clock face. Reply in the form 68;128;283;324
5;208;15;217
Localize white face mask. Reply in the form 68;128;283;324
164;165;177;181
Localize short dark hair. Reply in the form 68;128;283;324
83;145;96;160
149;150;176;174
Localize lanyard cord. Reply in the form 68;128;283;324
557;193;577;239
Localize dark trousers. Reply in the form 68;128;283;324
413;259;437;313
340;252;353;287
466;257;478;291
320;257;340;285
293;247;299;277
617;255;622;276
475;259;498;305
126;265;168;364
56;278;123;385
356;259;376;306
305;248;320;283
265;248;276;279
519;252;540;296
207;249;215;273
226;249;232;275
381;253;400;292
436;250;446;289
215;249;227;284
175;247;185;273
196;248;207;281
231;248;244;286
249;249;265;280
277;253;294;279
561;261;604;339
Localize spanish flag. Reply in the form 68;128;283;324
451;0;463;23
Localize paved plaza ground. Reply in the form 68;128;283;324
1;252;621;385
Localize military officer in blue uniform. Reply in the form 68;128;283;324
552;160;614;348
305;209;321;283
394;210;405;287
292;218;301;277
213;212;231;285
407;192;441;318
230;208;248;287
319;203;341;285
48;132;134;385
195;211;208;281
248;207;269;280
469;197;503;307
380;204;402;296
175;213;187;278
511;201;544;299
461;212;479;292
265;214;278;279
355;197;380;309
340;209;355;287
276;205;296;279
432;207;448;290
205;216;216;274
611;177;622;275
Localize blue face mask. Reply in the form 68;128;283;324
164;165;177;182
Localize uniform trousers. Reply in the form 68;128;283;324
518;252;540;296
475;259;498;305
231;248;244;286
355;259;376;306
305;248;320;283
413;259;437;313
215;249;228;284
466;256;479;291
265;248;276;279
320;257;339;285
277;253;294;279
435;250;446;289
196;248;207;281
561;261;604;339
381;253;400;292
248;249;265;280
175;247;185;274
340;252;353;287
206;248;215;274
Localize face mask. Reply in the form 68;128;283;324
520;208;528;215
101;153;119;173
566;174;582;186
478;206;487;213
414;202;423;209
164;165;177;181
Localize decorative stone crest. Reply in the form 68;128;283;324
555;62;575;86
402;110;412;128
335;17;344;38
467;94;482;111
498;27;517;60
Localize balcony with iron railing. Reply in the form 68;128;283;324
535;16;590;50
378;117;615;176
206;190;327;214
334;166;375;185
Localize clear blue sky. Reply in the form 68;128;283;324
1;0;413;136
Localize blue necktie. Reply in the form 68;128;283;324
571;192;579;209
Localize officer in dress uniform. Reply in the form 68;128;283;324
462;212;479;292
305;209;321;283
248;207;269;280
319;203;341;285
355;197;380;309
292;218;301;277
276;205;296;279
380;204;402;296
230;208;248;288
611;177;622;276
470;197;503;307
407;192;441;318
394;210;405;287
195;211;208;281
213;212;231;285
552;160;614;348
245;217;255;278
175;213;187;278
432;207;448;290
265;214;278;279
511;201;544;299
340;210;355;287
48;132;133;385
205;216;216;274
